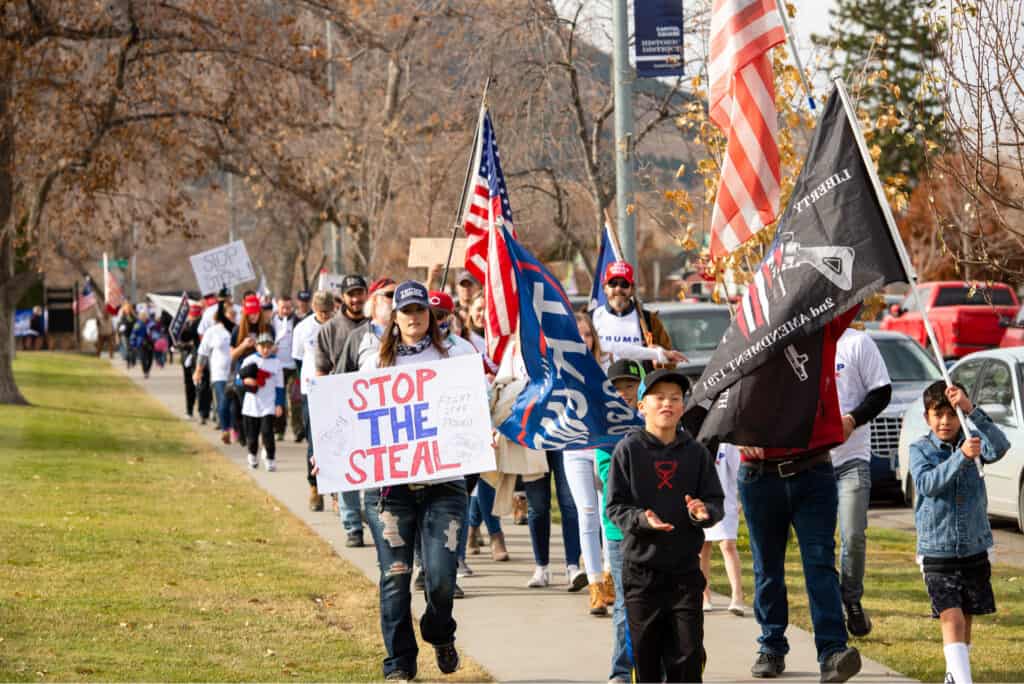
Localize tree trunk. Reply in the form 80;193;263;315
0;54;29;405
272;231;299;298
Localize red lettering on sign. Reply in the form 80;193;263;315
415;368;436;401
349;379;369;411
388;443;409;478
432;440;460;471
366;445;387;482
368;375;390;406
345;449;367;485
410;440;434;477
392;372;415;404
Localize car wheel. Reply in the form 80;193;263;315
904;476;915;509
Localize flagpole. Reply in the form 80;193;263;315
834;77;981;476
775;1;816;112
440;77;491;292
102;252;109;308
602;207;655;348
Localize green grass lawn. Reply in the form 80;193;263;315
0;353;489;682
704;514;1024;681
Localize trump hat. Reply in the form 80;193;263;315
603;260;635;285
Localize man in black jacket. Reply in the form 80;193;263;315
607;369;724;683
177;303;211;423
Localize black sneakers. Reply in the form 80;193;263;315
845;601;872;637
453;583;465;599
820;647;862;683
435;642;460;674
344;531;364;548
384;670;412;681
751;652;786;678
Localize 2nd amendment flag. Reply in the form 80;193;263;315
685;85;910;450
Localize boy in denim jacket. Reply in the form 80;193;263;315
909;381;1010;684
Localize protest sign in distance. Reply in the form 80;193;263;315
407;238;467;268
308;355;494;493
189;240;256;294
317;272;346;293
167;292;190;344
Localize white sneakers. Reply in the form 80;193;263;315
258;447;275;471
566;565;588;592
457;558;473;578
247;453;259;469
527;566;550;588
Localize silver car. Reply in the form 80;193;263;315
897;347;1024;531
645;302;732;366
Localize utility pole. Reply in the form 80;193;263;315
325;18;342;275
129;223;137;302
612;0;637;266
227;172;237;301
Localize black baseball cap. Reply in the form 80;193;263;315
296;290;311;302
607;359;644;383
637;368;690;401
340;275;368;293
457;270;478;286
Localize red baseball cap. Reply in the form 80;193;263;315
369;277;397;295
188;303;202;316
603;260;635;285
428;290;454;314
243;295;261;315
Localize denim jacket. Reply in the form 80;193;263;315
909;407;1010;558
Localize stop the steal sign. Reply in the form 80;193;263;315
308;354;494;493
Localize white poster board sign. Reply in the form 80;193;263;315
189;240;255;294
407;238;467;268
318;272;346;293
308;354;494;493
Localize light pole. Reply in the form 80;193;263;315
325;18;342;275
227;172;237;301
612;0;637;266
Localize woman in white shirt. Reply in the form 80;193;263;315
193;303;236;445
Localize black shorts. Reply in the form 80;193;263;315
922;553;996;618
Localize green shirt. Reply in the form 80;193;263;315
596;447;623;542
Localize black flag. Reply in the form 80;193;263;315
168;292;190;345
685;85;910;450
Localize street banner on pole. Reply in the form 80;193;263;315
189;240;255;294
168;292;190;344
634;0;685;78
308;355;494;493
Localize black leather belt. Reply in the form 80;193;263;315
750;450;832;478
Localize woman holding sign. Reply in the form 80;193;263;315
359;281;474;681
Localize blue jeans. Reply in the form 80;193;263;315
212;381;231;432
524;451;581;568
738;460;847;662
835;459;871;604
468;480;502;534
607;538;632;681
363;481;467;679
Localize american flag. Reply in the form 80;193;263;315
708;0;786;257
75;280;96;314
105;269;125;310
462;108;518;363
736;241;784;340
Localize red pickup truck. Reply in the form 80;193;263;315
881;281;1019;360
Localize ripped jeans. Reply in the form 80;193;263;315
363;481;467;679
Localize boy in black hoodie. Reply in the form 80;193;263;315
606;369;724;683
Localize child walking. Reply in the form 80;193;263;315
909;381;1010;684
239;332;285;471
606;369;724;683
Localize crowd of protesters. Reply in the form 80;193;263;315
144;260;1006;684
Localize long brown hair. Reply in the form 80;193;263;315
378;308;448;368
237;309;270;341
575;311;605;362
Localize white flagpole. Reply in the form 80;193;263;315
775;1;816;112
102;252;109;307
834;77;981;476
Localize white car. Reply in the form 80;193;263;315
897;347;1024;532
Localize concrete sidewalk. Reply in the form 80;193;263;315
123;361;910;683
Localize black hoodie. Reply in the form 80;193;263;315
606;427;724;573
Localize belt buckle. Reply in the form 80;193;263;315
777;460;795;478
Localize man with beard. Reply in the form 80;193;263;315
295;290;312;321
591;261;684;367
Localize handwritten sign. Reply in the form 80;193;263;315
407;238;467;268
189;240;255;294
308;354;494;493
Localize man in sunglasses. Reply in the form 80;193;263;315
591;260;684;368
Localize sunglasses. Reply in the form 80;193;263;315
380;291;395;299
606;278;632;290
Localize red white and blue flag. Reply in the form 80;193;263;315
736;241;783;340
462;108;518;364
74;279;96;314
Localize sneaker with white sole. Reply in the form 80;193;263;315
728;602;746;617
527;566;550;588
703;598;714;612
264;458;276;472
567;565;588;592
246;453;258;469
457;558;473;578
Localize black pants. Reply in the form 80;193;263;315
623;562;706;683
243;415;276;460
231;388;245;443
274;368;296;437
182;362;211;418
139;347;154;375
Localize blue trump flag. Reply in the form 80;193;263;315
588;223;622;312
498;227;642;451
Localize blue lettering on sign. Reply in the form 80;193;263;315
358;402;437;446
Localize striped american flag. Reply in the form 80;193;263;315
736;241;783;340
462;108;518;363
708;0;786;257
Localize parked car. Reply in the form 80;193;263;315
881;281;1019;360
645;302;732;365
861;294;905;331
999;305;1024;349
866;330;944;500
897;347;1024;531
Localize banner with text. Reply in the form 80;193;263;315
308;355;494;493
189;240;256;294
168;292;190;344
634;0;684;78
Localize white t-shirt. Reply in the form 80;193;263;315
272;314;296;369
706;443;740;541
591;306;666;364
197;304;218;336
292;314;324;395
241;354;284;417
830;328;891;467
197;323;233;383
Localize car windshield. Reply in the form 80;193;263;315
933;286;1016;307
875;337;943;382
659;309;732;353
